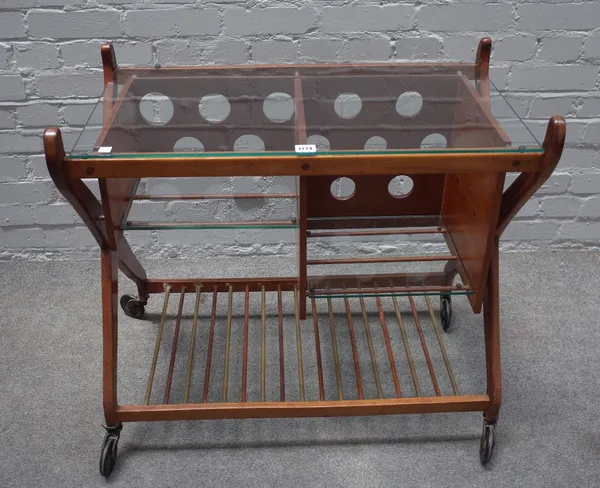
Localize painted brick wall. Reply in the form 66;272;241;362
0;1;599;259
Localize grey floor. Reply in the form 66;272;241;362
1;251;599;487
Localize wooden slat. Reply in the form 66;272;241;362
311;298;325;401
116;395;490;421
277;286;286;402
164;288;185;404
202;286;218;403
241;285;250;403
409;295;440;396
374;283;401;397
343;290;364;400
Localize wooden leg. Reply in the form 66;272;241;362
118;236;148;304
102;249;119;427
483;240;501;423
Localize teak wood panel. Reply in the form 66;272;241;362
306;174;445;224
441;172;504;313
67;152;543;179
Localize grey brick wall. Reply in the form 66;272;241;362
0;1;599;259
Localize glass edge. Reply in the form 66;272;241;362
488;77;543;147
124;225;299;230
310;291;473;298
69;147;545;160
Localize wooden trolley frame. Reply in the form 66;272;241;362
43;38;565;476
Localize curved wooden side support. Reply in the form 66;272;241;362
101;43;118;123
44;127;109;249
101;42;117;87
475;37;492;103
496;116;566;237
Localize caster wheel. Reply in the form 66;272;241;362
99;432;119;478
479;421;496;466
440;295;452;332
120;294;145;319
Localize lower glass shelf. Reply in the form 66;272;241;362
123;220;298;230
308;272;472;298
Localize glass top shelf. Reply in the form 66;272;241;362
70;64;542;159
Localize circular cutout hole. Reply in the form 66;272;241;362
263;92;295;123
139;92;174;126
334;93;362;119
396;91;423;117
199;93;231;123
364;136;387;151
173;137;204;152
421;133;447;148
330;177;356;200
233;134;265;152
306;134;331;151
388;175;414;198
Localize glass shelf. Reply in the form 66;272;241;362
125;176;298;230
69;64;542;160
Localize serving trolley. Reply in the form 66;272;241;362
43;38;565;477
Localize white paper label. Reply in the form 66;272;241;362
98;146;113;154
295;144;317;154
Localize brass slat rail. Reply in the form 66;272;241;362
141;282;463;406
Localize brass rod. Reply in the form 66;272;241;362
311;297;325;401
358;293;383;399
164;287;186;404
342;285;364;399
202;286;218;403
125;220;296;230
261;285;267;402
241;285;249;403
308;228;444;238
373;282;402;398
293;285;305;401
326;285;343;401
277;286;285;402
311;285;465;295
145;283;171;405
409;295;441;396
391;292;421;397
183;285;202;404
425;295;459;395
308;255;457;265
133;193;298;201
222;285;233;403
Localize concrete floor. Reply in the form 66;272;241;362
0;251;599;487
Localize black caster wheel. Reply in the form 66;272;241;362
120;294;145;319
479;421;496;466
440;295;452;332
99;424;122;478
